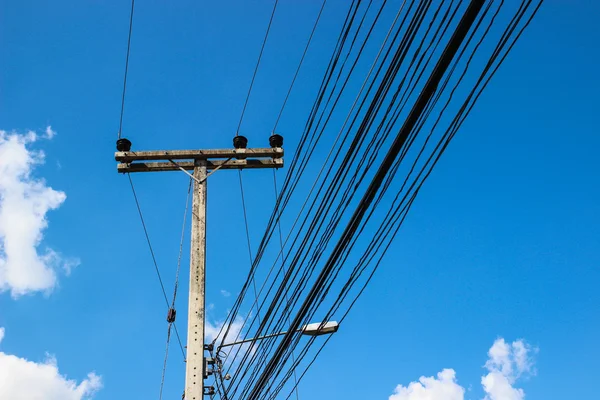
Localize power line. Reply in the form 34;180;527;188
171;178;193;309
127;175;186;358
272;0;328;132
223;2;417;393
159;178;193;399
127;175;170;306
159;324;173;400
117;0;135;139
236;0;280;136
274;4;545;393
272;171;299;400
244;1;486;397
114;1;543;398
258;3;545;397
238;171;262;322
116;0;188;385
218;0;372;384
218;1;372;359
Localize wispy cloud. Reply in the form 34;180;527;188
0;127;78;297
205;316;245;346
45;126;56;139
388;338;536;400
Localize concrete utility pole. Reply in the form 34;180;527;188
115;135;284;399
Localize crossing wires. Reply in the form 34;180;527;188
216;1;544;399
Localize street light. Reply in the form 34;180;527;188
219;321;339;348
300;321;339;336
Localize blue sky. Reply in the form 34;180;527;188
0;1;598;399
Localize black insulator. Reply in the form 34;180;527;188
204;343;214;352
269;134;283;148
204;387;215;396
116;138;132;152
233;135;248;149
167;308;176;323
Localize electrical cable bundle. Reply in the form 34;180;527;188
213;1;543;399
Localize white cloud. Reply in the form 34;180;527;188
389;369;464;400
482;339;536;400
205;316;245;345
388;338;536;400
45;126;56;139
205;316;258;363
481;371;524;400
0;328;101;400
0;128;77;297
0;327;4;344
220;289;231;297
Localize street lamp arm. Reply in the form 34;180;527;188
219;330;289;348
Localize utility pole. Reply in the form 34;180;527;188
115;135;284;399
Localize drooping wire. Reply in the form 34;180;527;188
272;170;299;400
219;2;403;394
172;178;193;309
244;1;486;397
115;0;190;390
159;177;192;398
218;0;379;358
118;0;135;139
282;1;542;388
128;175;170;305
217;1;543;398
223;0;408;389
158;324;173;400
238;171;262;321
231;0;436;390
236;0;280;136
258;2;545;397
127;174;186;358
272;0;327;132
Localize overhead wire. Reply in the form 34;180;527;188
249;2;449;395
272;171;300;400
261;2;544;397
117;0;187;369
262;0;488;392
219;0;383;359
240;1;487;397
201;0;543;398
220;1;422;396
127;175;170;306
236;0;280;136
158;177;193;399
158;324;173;400
112;0;541;396
220;2;394;390
227;0;420;382
238;171;262;322
272;0;328;132
127;175;187;362
214;0;364;353
118;0;135;139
